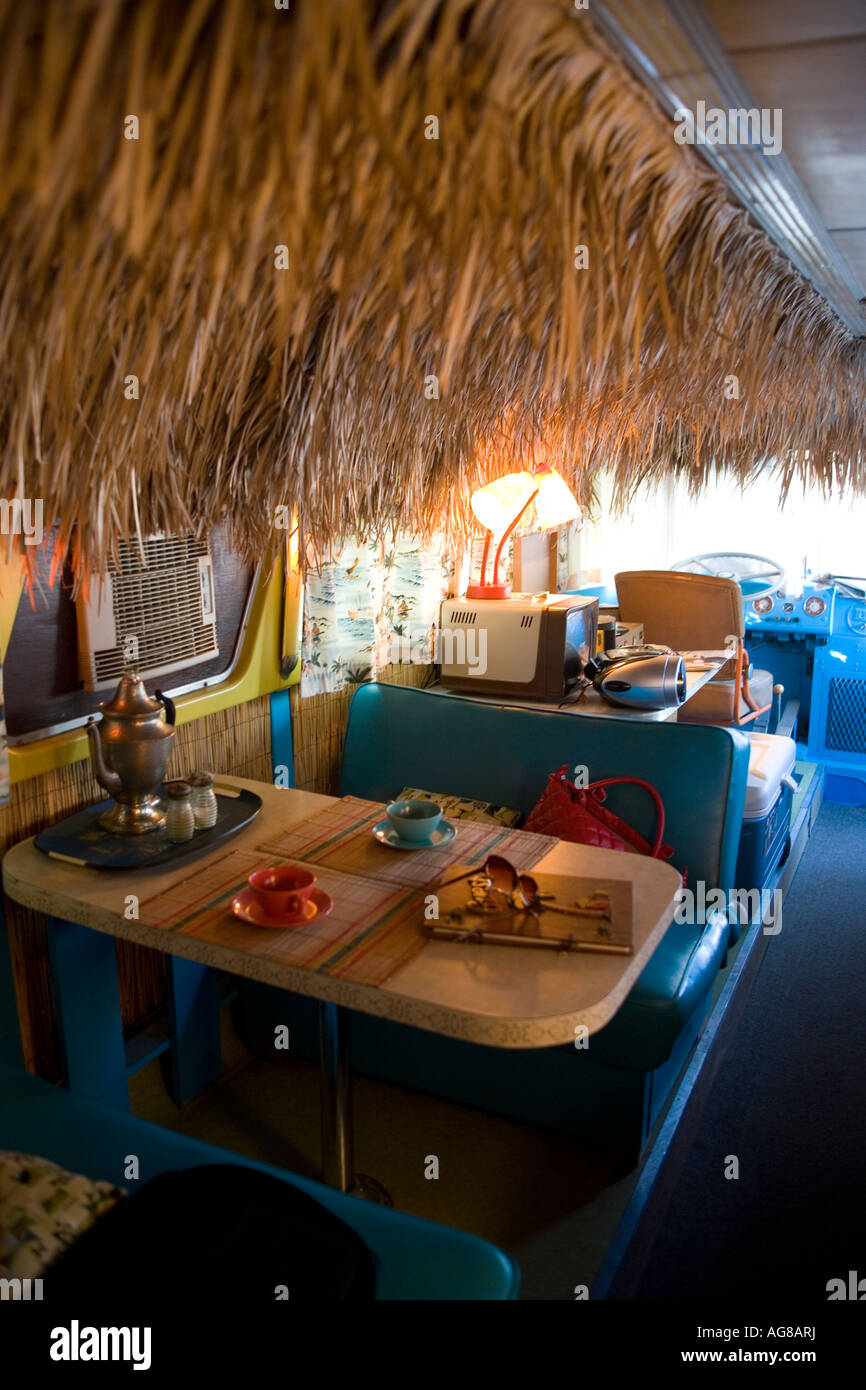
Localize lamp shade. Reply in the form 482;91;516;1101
532;467;581;530
469;467;580;534
469;471;537;534
466;465;581;600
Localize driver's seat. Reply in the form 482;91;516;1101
614;571;774;727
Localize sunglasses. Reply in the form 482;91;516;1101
441;855;611;923
425;854;619;952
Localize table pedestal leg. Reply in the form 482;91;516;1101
318;1001;391;1205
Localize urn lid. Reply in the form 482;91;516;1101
99;669;166;721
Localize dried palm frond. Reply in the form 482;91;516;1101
0;0;863;583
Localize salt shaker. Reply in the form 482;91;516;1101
188;771;218;830
164;781;195;843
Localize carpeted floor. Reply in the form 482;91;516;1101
605;803;866;1300
132;1020;640;1300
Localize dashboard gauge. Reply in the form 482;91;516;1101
804;596;826;617
848;606;866;636
752;596;774;615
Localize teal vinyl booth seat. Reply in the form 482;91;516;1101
240;684;749;1165
0;922;517;1300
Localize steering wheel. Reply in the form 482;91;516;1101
671;552;786;601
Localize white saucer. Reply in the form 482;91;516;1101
372;819;457;851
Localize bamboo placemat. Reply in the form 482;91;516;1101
134;799;559;988
256;796;558;888
136;846;434;987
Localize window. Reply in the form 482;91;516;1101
576;469;866;591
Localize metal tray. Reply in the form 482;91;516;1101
35;785;262;869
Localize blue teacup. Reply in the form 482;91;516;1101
385;799;443;843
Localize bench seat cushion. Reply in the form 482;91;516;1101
586;913;729;1070
0;1066;518;1301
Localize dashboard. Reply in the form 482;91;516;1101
744;585;866;638
741;581;866;793
744;584;835;634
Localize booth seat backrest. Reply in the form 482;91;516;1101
339;684;750;890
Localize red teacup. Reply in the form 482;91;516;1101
248;866;316;918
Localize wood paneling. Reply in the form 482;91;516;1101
702;0;866;51
700;0;866;287
730;40;866;232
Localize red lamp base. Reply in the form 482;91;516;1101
465;582;511;600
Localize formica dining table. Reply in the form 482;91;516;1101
2;776;683;1200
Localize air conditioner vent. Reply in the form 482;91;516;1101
77;534;219;691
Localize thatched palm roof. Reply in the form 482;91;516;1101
2;0;864;579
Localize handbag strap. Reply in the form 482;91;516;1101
584;776;668;859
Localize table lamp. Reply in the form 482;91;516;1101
466;466;581;599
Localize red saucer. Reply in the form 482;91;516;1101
232;886;333;930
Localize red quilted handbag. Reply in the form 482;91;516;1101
524;764;678;866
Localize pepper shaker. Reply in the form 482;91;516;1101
164;780;195;843
188;771;218;830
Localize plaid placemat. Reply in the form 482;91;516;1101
135;799;559;988
256;796;558;888
136;846;435;986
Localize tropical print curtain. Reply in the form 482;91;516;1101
300;523;580;698
300;536;453;697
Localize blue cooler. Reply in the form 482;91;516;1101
735;734;798;891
